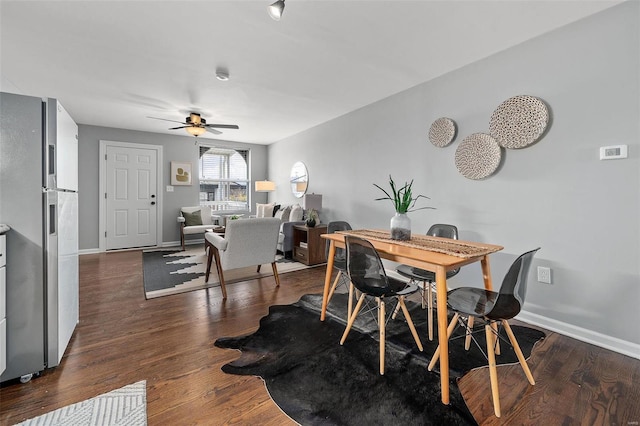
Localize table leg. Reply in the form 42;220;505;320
320;241;336;321
435;265;450;405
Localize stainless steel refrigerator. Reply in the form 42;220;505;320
0;92;79;383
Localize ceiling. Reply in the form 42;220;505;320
0;1;621;145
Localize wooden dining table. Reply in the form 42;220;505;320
320;229;503;405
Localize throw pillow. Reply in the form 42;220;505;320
273;204;281;217
182;210;203;226
256;202;276;218
290;204;303;222
276;205;291;222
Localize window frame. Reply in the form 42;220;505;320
198;145;250;214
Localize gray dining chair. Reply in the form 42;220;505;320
428;248;540;418
324;221;355;318
395;224;460;340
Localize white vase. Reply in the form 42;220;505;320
390;213;411;241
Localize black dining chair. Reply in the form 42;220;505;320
324;221;355;317
340;236;423;375
428;248;540;418
395;224;460;340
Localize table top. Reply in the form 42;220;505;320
321;229;503;269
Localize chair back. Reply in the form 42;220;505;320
428;224;460;278
346;236;394;297
325;221;352;269
427;223;458;239
487;248;540;320
220;218;282;270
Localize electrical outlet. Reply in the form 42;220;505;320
537;266;551;284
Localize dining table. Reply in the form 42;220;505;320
320;229;503;405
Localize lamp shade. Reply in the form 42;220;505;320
255;180;276;192
268;0;285;21
303;193;322;211
186;126;206;137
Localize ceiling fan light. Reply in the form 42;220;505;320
186;126;206;137
268;0;285;21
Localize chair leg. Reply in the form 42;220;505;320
327;270;342;305
485;323;501;417
340;293;366;345
398;296;423;351
502;320;535;385
271;262;280;287
212;248;227;300
205;241;214;282
181;227;185;251
427;281;434;341
421;281;427;309
428;312;460;371
391;300;401;320
379;297;386;375
257;264;261;272
465;316;475;350
347;282;354;320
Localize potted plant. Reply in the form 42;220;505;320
305;209;319;228
374;175;434;240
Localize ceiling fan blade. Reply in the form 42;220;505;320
205;124;239;129
206;128;222;135
169;125;189;130
147;116;188;125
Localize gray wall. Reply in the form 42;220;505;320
78;125;268;250
268;3;640;350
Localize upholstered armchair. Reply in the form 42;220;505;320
178;206;213;250
204;217;282;300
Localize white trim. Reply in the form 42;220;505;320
99;140;163;253
516;310;640;360
79;248;100;255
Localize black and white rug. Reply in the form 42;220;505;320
215;293;546;425
142;246;313;299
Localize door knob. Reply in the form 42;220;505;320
151;194;156;198
151;201;156;205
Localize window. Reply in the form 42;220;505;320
199;146;249;212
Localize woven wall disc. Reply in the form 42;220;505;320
455;133;501;180
489;95;548;149
429;117;457;147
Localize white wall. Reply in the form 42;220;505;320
268;3;640;355
78;125;269;250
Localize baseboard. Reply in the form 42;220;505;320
163;239;202;248
516;310;640;360
79;248;100;255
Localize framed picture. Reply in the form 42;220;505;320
171;161;192;186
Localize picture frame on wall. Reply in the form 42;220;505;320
171;161;192;186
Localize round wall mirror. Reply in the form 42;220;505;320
290;161;308;198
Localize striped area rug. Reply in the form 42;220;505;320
16;381;146;426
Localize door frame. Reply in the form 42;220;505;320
98;140;163;252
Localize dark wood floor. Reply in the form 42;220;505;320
1;250;639;425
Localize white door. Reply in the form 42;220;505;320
105;145;158;250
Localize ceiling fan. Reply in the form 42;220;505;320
148;112;239;137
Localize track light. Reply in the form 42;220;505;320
268;0;285;21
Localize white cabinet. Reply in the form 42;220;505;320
0;234;6;375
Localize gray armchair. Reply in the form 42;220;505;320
204;217;282;300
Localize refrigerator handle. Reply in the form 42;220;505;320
48;144;55;176
49;203;56;235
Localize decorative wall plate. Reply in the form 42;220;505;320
429;117;457;147
489;95;548;149
455;133;501;180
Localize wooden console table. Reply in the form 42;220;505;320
292;224;328;266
